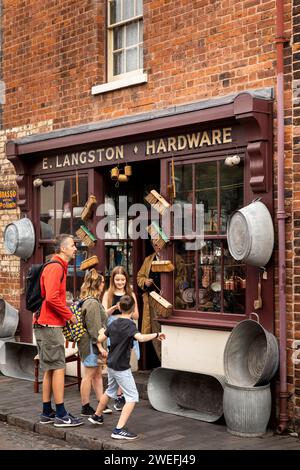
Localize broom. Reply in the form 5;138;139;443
71;170;79;207
167;158;176;201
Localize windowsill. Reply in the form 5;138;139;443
91;72;148;95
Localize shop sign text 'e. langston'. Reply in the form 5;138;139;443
40;127;233;172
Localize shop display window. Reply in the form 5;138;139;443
39;175;89;301
172;158;245;316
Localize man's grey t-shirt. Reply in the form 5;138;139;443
105;317;139;371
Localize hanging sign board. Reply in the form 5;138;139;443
0;189;17;210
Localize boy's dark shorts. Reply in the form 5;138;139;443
34;326;65;371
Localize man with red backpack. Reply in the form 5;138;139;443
33;234;83;427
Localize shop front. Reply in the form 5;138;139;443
6;91;274;372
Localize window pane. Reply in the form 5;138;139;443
136;0;143;16
113;27;123;50
113;50;124;75
123;0;134;20
40;183;55;239
174;241;193;310
139;20;143;42
220;158;244;233
224;242;246;314
126;22;138;47
56;180;71;236
110;0;121;24
195;162;217;234
198;240;222;312
139;45;143;68
126;47;138;72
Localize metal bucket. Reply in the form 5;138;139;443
4;217;35;260
223;382;271;437
147;367;225;422
0;299;19;338
227;200;274;267
0;341;39;381
224;319;279;386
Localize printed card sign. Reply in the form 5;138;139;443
0;188;17;210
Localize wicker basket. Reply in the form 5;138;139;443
80;255;99;271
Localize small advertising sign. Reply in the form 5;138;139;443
0;188;17;210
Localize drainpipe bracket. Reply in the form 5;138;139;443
275;36;290;45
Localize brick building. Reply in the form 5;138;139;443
0;0;299;430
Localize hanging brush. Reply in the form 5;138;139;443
80;194;97;222
147;221;169;251
151;260;175;272
76;225;97;248
145;190;170;215
149;291;173;318
79;255;99;271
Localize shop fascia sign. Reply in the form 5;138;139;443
40;126;233;172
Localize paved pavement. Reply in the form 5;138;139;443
0;373;300;451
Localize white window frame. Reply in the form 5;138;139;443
92;0;146;95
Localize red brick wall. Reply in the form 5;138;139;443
3;0;288;130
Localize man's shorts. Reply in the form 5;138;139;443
34;326;65;371
82;352;99;367
106;367;139;403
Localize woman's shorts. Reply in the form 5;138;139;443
82;352;99;367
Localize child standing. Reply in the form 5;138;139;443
88;295;166;440
102;266;139;411
77;269;112;417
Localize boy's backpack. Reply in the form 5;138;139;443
62;298;89;343
25;261;64;316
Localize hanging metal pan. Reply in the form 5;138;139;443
4;217;35;260
227;200;274;267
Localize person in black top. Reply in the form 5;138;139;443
89;295;166;440
102;266;139;410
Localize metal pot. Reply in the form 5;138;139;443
227;200;274;267
4;217;35;260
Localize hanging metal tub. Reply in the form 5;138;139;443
4;217;35;260
224;319;279;387
227;200;274;267
0;298;19;338
0;341;39;381
147;367;225;422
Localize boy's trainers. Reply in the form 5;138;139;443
39;410;56;424
54;413;84;427
88;414;103;425
102;407;113;414
111;427;138;440
114;395;125;411
81;404;95;416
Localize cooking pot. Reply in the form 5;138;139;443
4;218;35;260
227;201;274;267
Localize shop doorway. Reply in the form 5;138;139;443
102;159;161;370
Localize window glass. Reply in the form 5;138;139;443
108;0;143;79
171;157;245;316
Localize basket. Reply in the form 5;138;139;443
149;291;173;318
